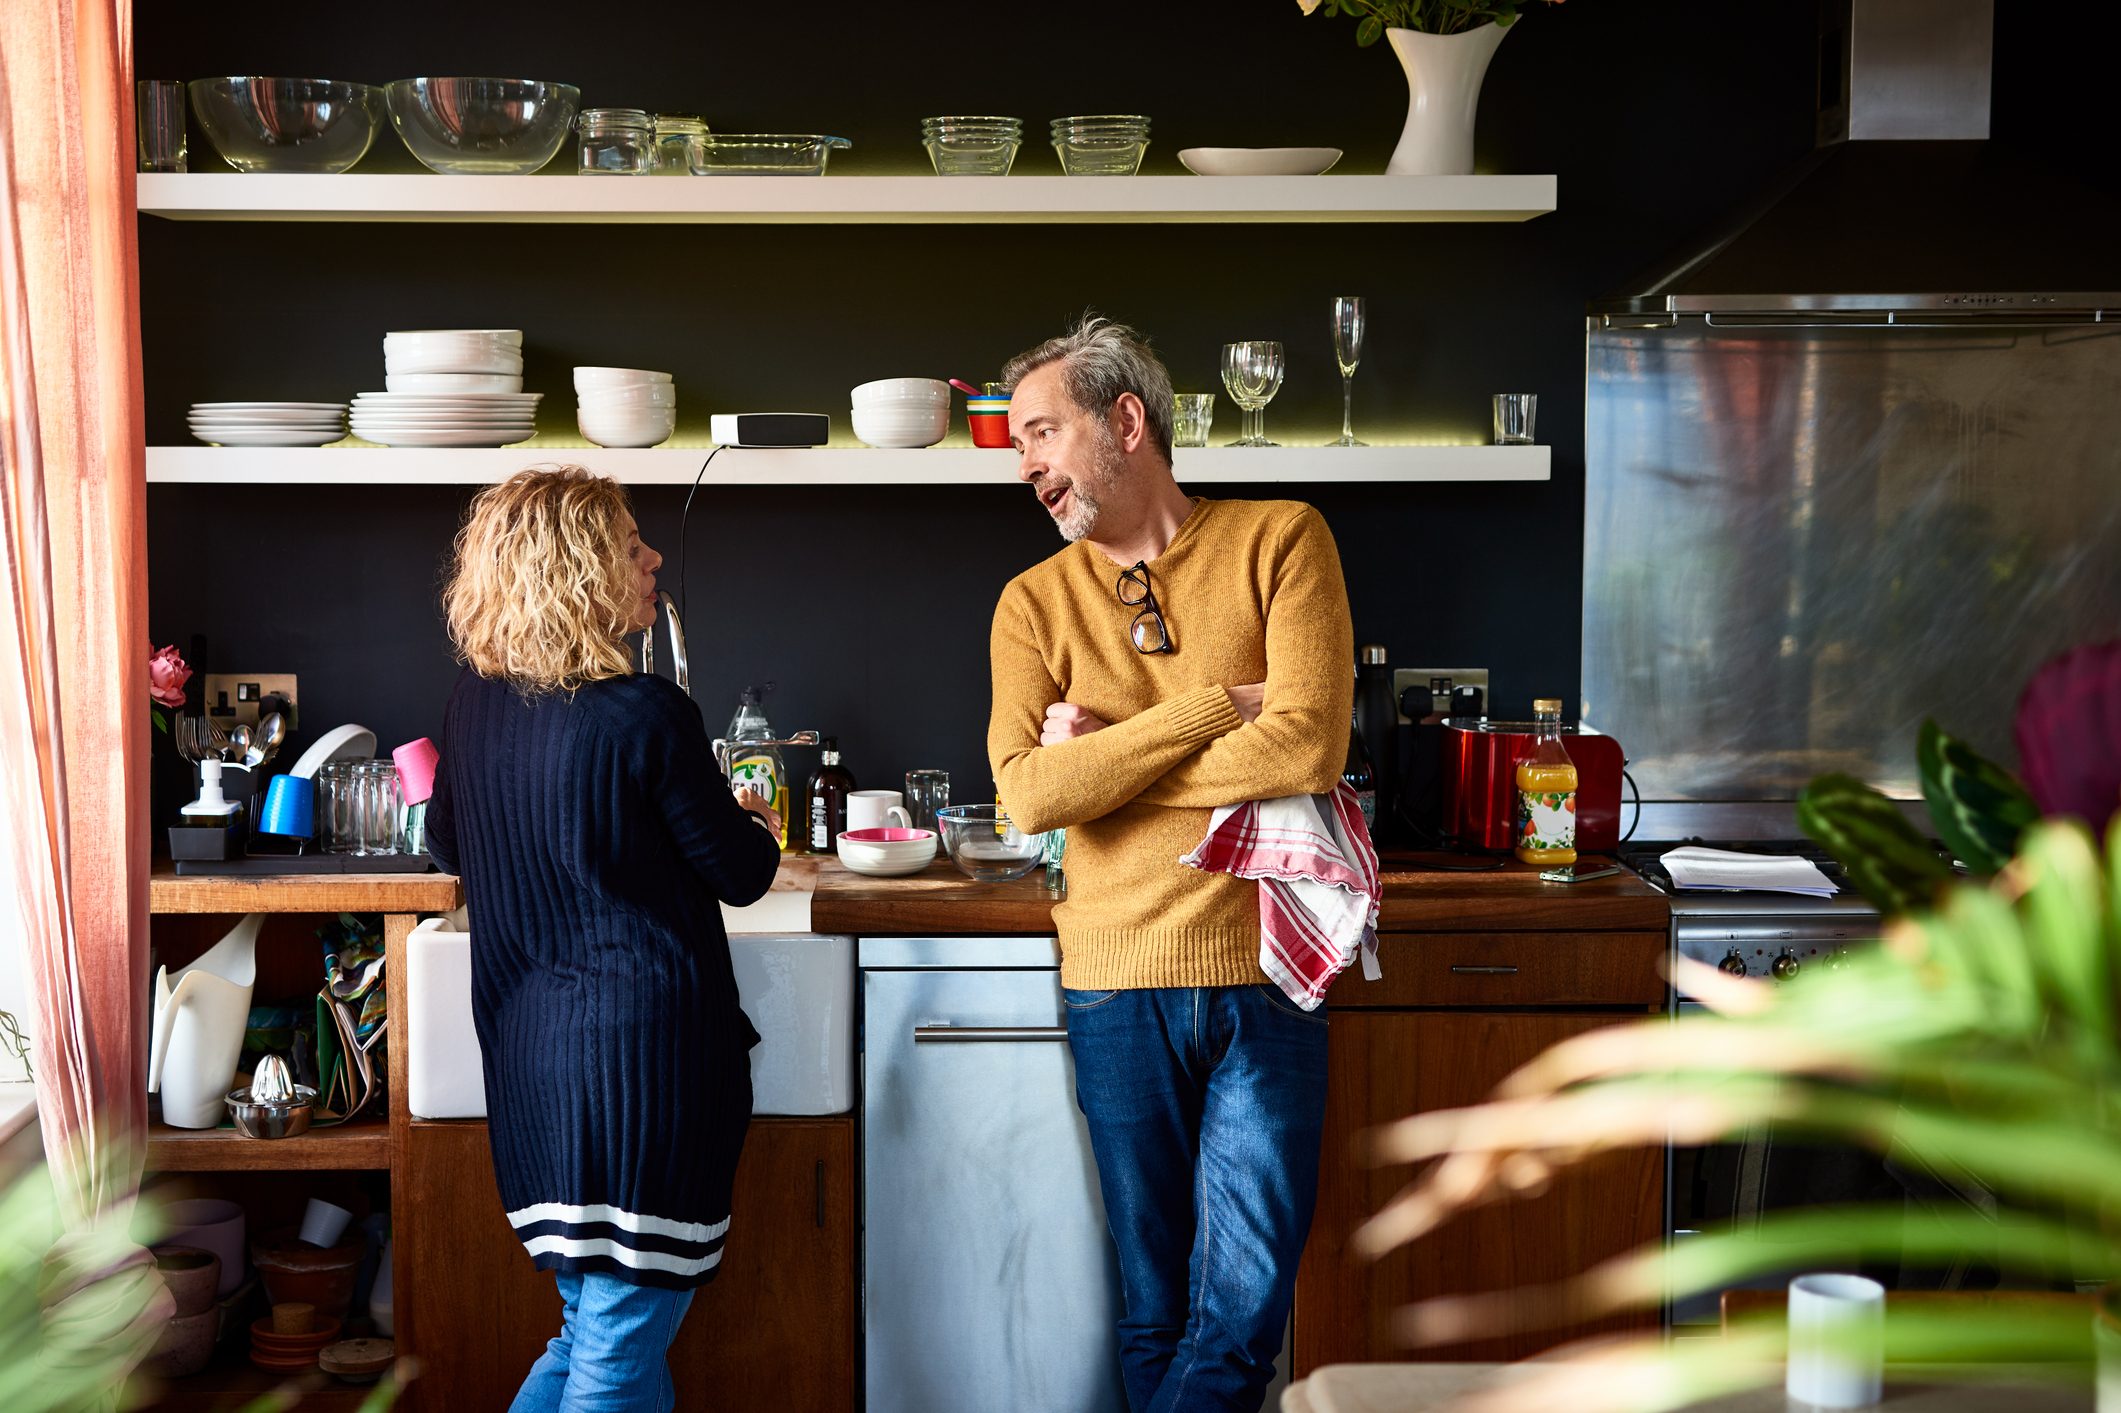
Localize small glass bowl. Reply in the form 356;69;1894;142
1051;115;1150;176
921;116;1022;176
936;805;1046;882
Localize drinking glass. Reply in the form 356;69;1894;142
318;760;359;853
1329;296;1368;447
1493;393;1538;444
1220;341;1285;448
353;760;402;856
1171;393;1214;448
903;769;950;834
137;80;187;172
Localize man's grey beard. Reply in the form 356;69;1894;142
1054;430;1123;543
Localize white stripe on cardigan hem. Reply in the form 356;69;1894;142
519;1234;726;1276
506;1201;731;1244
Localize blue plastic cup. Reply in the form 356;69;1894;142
257;772;314;838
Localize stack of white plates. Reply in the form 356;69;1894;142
350;392;542;447
189;401;348;447
382;329;524;386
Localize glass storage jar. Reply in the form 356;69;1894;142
652;114;709;174
577;108;654;174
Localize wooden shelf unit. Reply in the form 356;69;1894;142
146;1117;392;1172
146;443;1552;486
137;171;1557;225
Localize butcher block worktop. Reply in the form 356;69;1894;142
809;853;1667;935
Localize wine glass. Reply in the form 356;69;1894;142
1220;341;1285;448
1330;296;1368;447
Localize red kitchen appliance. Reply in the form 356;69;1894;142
1441;717;1627;853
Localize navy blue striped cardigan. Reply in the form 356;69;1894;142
425;668;779;1288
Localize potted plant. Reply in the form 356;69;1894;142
1353;643;2121;1409
1298;0;1565;174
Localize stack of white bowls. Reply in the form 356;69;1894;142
850;377;950;449
188;401;348;447
359;329;539;446
575;367;675;448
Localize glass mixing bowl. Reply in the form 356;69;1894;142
188;78;384;174
936;805;1046;883
385;77;580;175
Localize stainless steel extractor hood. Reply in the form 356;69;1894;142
1594;0;2121;319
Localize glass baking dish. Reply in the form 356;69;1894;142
689;134;851;176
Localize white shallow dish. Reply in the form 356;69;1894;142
1177;146;1342;177
288;723;377;780
384;373;524;393
354;391;541;403
191;428;347;446
189;401;348;412
836;831;938;877
351;427;537;447
188;408;346;424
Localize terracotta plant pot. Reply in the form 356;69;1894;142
141;1308;220;1378
153;1245;222;1319
250;1227;364;1319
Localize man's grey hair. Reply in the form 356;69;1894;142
1000;315;1174;463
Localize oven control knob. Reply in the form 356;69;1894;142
1772;950;1801;981
1718;950;1748;977
1825;947;1849;971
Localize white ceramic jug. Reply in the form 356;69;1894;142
149;913;261;1128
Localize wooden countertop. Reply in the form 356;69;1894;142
1287;1363;2088;1412
809;853;1665;935
148;860;463;915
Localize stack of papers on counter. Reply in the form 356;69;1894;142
1661;846;1839;897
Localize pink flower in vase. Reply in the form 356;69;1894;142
148;644;192;709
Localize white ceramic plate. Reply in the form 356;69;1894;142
188;410;346;424
384;373;525;393
191;428;347;446
353;392;541;403
288;723;379;781
188;401;348;412
350;427;537;447
1177;146;1342;177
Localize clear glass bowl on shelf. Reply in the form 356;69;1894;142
187;78;384;174
384;77;580;175
920;116;1021;176
1050;115;1150;176
688;134;852;176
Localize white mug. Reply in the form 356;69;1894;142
1786;1272;1885;1409
846;790;912;833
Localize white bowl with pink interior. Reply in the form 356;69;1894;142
835;826;937;878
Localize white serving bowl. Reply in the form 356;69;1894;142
851;405;948;449
384;350;524;376
578;409;675;448
573;366;672;390
1177;146;1343;177
385;328;523;346
852;377;950;407
384;372;523;393
577;383;677;408
836;828;938;878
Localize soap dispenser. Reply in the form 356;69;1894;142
725;685;789;850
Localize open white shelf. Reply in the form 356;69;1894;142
145;444;1550;486
136;172;1556;225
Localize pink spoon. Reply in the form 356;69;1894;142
949;378;983;398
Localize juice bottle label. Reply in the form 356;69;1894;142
729;755;786;847
1516;786;1577;854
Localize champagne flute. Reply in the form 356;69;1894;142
1330;296;1367;447
1220;341;1285;447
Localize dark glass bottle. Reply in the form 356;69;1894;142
1343;712;1377;830
806;738;857;851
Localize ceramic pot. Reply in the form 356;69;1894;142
154;1246;222;1318
252;1228;364;1319
1384;23;1509;177
149;913;261;1127
141;1308;220;1378
160;1198;246;1297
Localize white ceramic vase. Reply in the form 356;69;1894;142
1385;23;1510;177
148;913;261;1128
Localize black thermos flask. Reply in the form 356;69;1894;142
1354;645;1397;834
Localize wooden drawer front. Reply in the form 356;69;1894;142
1327;932;1668;1009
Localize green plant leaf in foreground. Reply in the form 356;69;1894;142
1799;772;1953;914
1919;717;2040;874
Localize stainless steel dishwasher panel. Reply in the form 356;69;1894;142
862;959;1126;1413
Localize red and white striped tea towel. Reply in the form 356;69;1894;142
1180;784;1382;1011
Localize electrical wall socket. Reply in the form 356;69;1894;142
201;673;298;730
1393;667;1489;722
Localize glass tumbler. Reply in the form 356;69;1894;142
137;80;187;172
1493;393;1538;445
1172;394;1215;448
317;760;358;853
353;760;402;856
904;770;950;834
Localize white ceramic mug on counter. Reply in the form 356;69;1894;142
1786;1272;1885;1408
846;790;912;833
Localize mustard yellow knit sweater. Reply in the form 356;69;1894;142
987;498;1355;989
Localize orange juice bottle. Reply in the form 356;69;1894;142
1514;698;1579;866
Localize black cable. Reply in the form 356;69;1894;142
1621;766;1642;841
677;444;727;632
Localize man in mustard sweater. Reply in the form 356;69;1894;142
989;317;1354;1413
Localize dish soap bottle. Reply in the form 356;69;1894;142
726;685;789;850
807;737;856;852
1514;698;1578;866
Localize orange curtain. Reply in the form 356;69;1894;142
0;0;152;1229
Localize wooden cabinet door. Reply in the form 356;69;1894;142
1293;1011;1664;1371
402;1117;856;1411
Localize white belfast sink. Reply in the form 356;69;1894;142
407;859;853;1118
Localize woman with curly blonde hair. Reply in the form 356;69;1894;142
424;465;781;1412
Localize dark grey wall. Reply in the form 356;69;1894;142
139;2;2104;808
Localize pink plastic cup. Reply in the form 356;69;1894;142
392;737;439;805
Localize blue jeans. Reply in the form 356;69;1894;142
1063;984;1330;1413
508;1269;695;1413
